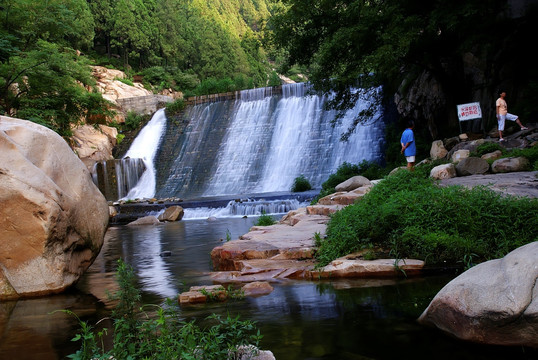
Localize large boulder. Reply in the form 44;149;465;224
455;157;490;176
491;157;530;173
430;140;448;160
157;205;184;222
0;116;109;300
430;163;456;180
335;175;371;192
418;242;538;347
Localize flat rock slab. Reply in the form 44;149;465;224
313;258;425;278
211;214;328;271
210;257;424;283
438;171;538;198
178;282;275;305
210;259;317;283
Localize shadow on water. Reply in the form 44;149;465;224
1;218;536;359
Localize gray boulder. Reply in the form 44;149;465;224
430;140;448;160
418;242;538;347
491;157;530;173
455;157;490;176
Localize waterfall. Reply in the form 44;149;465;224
153;83;385;199
123;108;167;199
91;158;146;200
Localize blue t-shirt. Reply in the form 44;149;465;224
400;128;416;156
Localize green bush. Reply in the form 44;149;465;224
316;170;538;267
124;111;144;130
115;77;134;87
165;98;185;117
506;146;538;170
472;142;504;157
291;175;312;192
67;259;262;360
255;211;276;226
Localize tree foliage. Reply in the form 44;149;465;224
269;0;537;135
0;0;273;134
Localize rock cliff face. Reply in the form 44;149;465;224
71;124;118;169
0;116;109;300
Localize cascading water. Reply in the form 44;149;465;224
91;158;146;200
181;198;304;220
155;83;385;199
123;108;167;199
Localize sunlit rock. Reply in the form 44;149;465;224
0;116;108;300
418;242;538;347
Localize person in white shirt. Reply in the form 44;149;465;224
496;91;528;141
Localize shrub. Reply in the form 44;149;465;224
291;175;312;192
506;146;538;170
255;211;276;226
165;98;185;117
115;77;134;87
472;142;504;157
316;170;538;267
124;111;144;130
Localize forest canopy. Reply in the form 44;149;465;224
2;0;537;137
0;0;275;135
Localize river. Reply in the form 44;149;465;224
0;214;534;360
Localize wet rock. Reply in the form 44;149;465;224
211;214;326;271
178;285;227;305
126;215;160;226
157;205;184;221
241;282;274;297
210;259;316;283
312;258;424;278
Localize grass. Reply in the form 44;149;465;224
66;259;262;360
316;169;538;267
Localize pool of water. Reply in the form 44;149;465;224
0;217;535;359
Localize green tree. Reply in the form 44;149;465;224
88;0;115;57
0;40;108;135
269;0;525;137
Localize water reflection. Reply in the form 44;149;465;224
0;219;536;360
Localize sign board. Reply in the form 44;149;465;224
457;102;482;122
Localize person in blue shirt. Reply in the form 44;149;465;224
400;120;416;171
